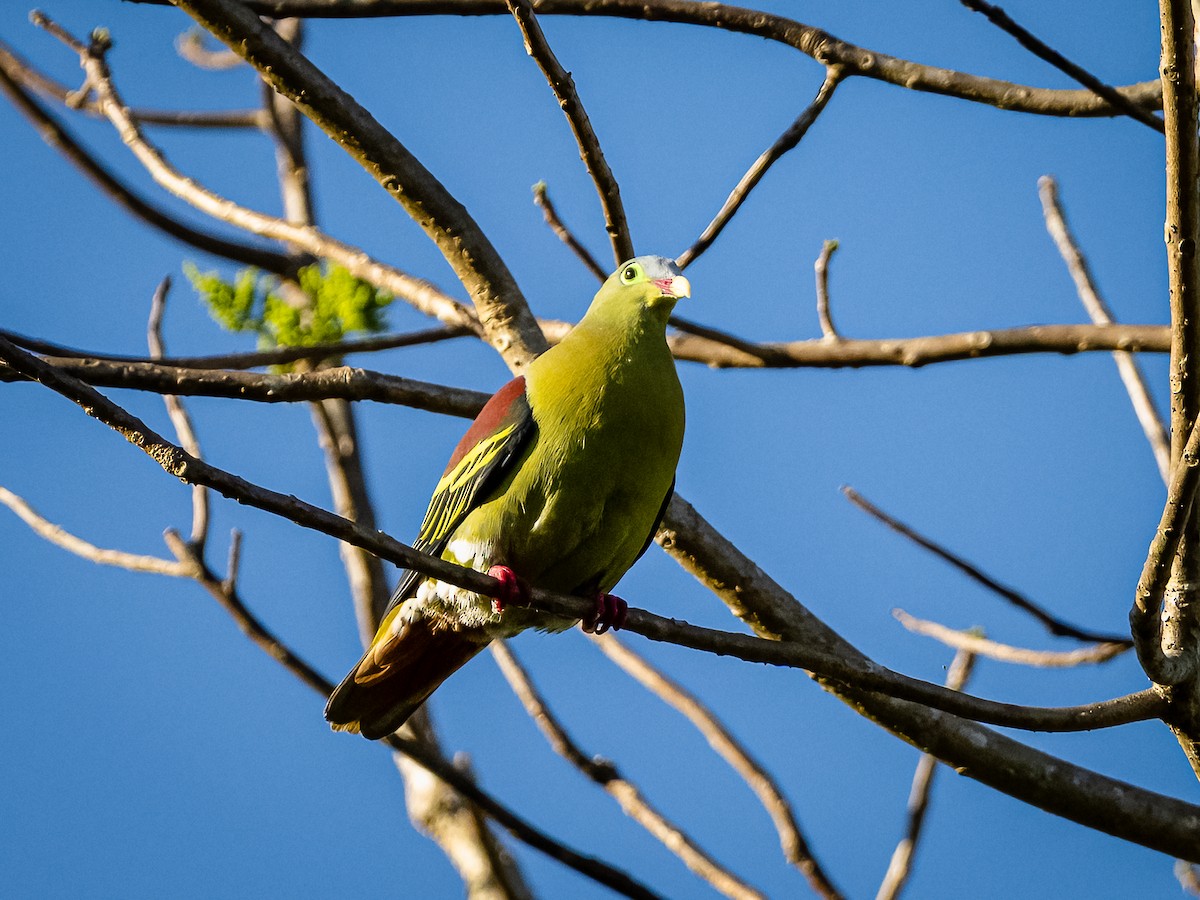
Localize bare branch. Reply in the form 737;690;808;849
664;323;1171;370
959;0;1163;131
677;67;842;270
1;354;490;417
592;634;844;900
893;609;1130;668
0;485;187;576
876;649;977;900
147;277;210;551
0;41;295;273
0;325;471;372
1;38;261;126
844;486;1131;645
160;531;653;899
175;28;244;69
492;641;763;900
532;181;607;280
166;0;547;368
137;1;1164;120
506;0;633;264
814;239;840;341
1038;175;1170;483
29;19;481;336
654;495;1200;861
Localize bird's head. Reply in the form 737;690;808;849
591;255;691;326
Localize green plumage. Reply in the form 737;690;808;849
325;256;689;738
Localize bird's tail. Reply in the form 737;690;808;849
324;618;488;740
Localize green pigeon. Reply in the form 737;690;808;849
325;256;690;739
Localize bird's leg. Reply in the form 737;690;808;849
583;592;628;634
487;564;526;614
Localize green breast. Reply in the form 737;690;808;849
456;314;684;595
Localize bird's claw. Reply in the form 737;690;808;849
583;592;628;634
487;565;525;614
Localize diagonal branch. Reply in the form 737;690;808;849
133;1;1164;120
592;634;844;900
0;485;187;576
959;0;1163;132
1038;175;1170;483
844;487;1131;645
164;0;548;368
532;181;608;280
30;18;480;336
160;531;656;900
893;609;1129;668
676;67;842;270
0;41;296;274
875;649;976;900
507;0;634;264
492;641;763;900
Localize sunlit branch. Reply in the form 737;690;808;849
161;531;656;900
506;0;634;264
814;239;840;341
0;326;472;371
844;487;1131;645
1038;175;1170;483
147;277;210;552
893;609;1129;668
876;649;976;900
31;16;480;336
165;0;548;369
677;66;841;269
492;641;763;900
0;485;187;576
0;38;262;126
137;0;1164;120
0;42;296;273
532;181;607;280
959;0;1163;132
592;634;844;900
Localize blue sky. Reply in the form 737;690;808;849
0;1;1189;897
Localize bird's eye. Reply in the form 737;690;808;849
621;265;638;283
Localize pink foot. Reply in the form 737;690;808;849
487;565;525;614
583;592;628;635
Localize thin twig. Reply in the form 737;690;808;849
654;495;1200;862
1131;414;1200;685
0;41;296;273
893;609;1129;667
0;485;186;576
161;532;656;900
959;0;1164;132
491;641;764;900
147;277;210;551
30;16;479;335
814;239;840;341
1038;175;1170;483
593;634;844;900
0;39;261;126
0;325;471;371
876;649;977;900
532;181;607;280
843;486;1130;645
677;67;842;269
167;0;548;369
1;354;491;418
127;0;1164;120
506;0;634;264
175;28;244;69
